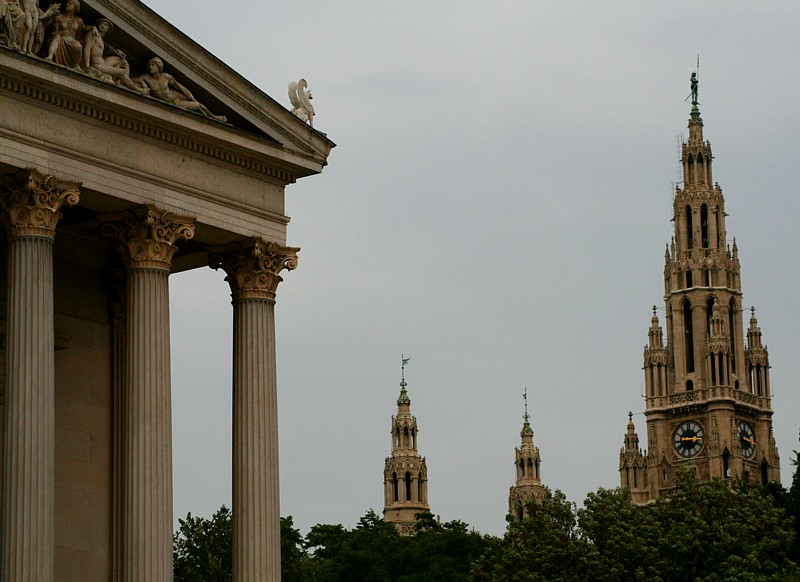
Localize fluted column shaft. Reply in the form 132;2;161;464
211;239;298;582
103;205;194;582
0;170;79;582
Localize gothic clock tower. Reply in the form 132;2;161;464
620;76;781;503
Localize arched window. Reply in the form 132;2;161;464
535;460;539;480
761;461;769;485
403;426;409;447
685;206;694;249
697;154;705;184
418;472;423;502
686;379;694;392
519;459;525;478
527;458;533;478
683;300;694;373
723;449;730;478
728;301;737;372
657;363;663;396
701;204;709;248
633;466;638;488
756;365;763;396
706;297;715;338
392;472;399;502
405;472;412;502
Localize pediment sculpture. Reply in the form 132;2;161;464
0;0;226;121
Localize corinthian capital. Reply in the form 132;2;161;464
209;238;299;301
0;169;81;238
101;204;195;271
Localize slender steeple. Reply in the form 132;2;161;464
619;412;648;503
508;389;545;520
383;356;429;534
621;73;781;503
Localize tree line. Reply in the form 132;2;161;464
174;443;800;581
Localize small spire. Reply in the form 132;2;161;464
398;354;411;404
523;388;530;427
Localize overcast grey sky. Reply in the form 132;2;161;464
145;1;800;537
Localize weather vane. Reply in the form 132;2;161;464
523;388;530;424
401;354;410;382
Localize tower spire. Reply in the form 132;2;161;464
508;389;544;519
383;355;429;534
398;354;411;404
523;387;530;427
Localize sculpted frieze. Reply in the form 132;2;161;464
0;0;226;121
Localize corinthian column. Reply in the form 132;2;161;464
210;239;298;582
102;205;194;582
0;169;80;582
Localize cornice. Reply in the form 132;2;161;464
0;68;299;184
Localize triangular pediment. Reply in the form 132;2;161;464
0;0;333;176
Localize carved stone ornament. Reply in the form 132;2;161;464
288;79;315;127
0;3;228;121
209;238;299;301
0;168;80;237
101;204;195;271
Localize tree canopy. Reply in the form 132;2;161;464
175;443;800;581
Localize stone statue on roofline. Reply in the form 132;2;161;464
42;0;84;67
288;78;315;127
0;0;59;53
83;18;148;94
132;56;227;122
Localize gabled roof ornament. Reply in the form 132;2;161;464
288;78;315;127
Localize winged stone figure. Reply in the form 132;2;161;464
288;78;314;127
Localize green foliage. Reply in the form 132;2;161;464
173;505;233;582
304;509;487;582
176;458;800;581
471;488;589;581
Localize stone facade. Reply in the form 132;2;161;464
0;1;333;580
620;83;780;504
383;366;429;535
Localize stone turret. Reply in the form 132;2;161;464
383;357;429;534
508;389;545;519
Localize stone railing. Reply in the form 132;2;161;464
646;386;771;411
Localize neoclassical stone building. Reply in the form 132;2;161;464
620;78;780;504
383;360;429;534
0;1;333;580
508;391;545;519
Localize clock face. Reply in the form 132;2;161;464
673;421;704;458
737;421;756;458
